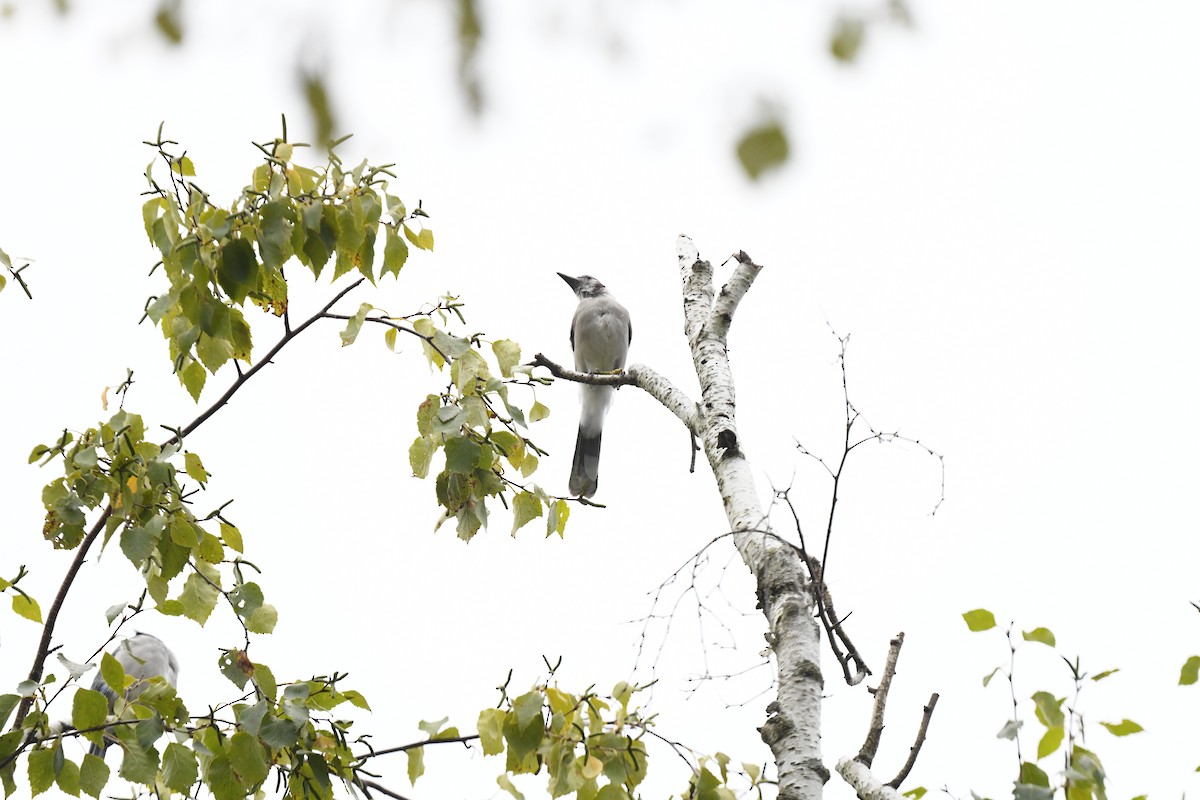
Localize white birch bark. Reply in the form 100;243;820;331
835;758;904;800
632;236;829;800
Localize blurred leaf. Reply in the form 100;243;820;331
996;719;1022;740
1022;628;1055;647
1090;668;1119;682
1099;719;1143;737
735;119;789;181
302;70;337;149
1036;725;1064;759
962;609;996;632
830;15;865;63
478;708;505;756
407;746;425;785
154;0;183;44
1031;692;1064;729
1180;656;1200;685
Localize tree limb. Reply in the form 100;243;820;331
12;279;366;730
855;633;904;768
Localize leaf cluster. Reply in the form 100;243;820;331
963;610;1144;800
140;123;430;401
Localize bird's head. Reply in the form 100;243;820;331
558;273;608;299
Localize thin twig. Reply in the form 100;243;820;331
355;733;479;761
886;693;939;788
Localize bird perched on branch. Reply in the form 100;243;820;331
558;273;632;498
88;633;179;757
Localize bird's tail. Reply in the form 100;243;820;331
88;740;106;758
570;426;603;498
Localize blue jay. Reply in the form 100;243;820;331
558;273;631;498
88;633;179;757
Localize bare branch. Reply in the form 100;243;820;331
886;693;939;789
529;354;700;433
855;633;905;768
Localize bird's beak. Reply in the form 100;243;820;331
558;272;582;292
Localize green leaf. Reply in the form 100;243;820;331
228;731;269;786
1180;656;1200;685
492;339;521;377
1018;761;1050;788
504;691;545;765
220;522;244;553
170;156;195;176
184;452;209;484
511;491;543;536
409;436;435;479
996;719;1022;740
339;302;373;347
181;359;207;402
962;609;996;632
343;690;371;710
12;593;42;623
498;774;526;800
384;327;398;351
546;499;569;538
0;695;19;730
903;790;927;800
981;667;1000;687
117;740;160;784
56;757;80;796
1036;725;1064;759
477;708;505;756
246;604;278;634
217;238;258;306
169;515;199;548
1090;669;1119;682
79;754;109;799
179;566;220;625
72;688;109;732
197;532;225;564
529;401;550;423
161;742;198;793
28;748;55;797
1099;719;1143;737
1022;628;1056;647
735;120;789;181
100;652;126;699
254;662;278;702
382;225;409;278
1031;692;1065;729
445;436;483;474
407;746;425;785
259;714;298;749
830;15;866;63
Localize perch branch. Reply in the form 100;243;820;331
856;633;904;767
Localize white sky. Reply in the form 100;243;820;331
2;1;1199;799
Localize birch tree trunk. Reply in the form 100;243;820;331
626;235;828;800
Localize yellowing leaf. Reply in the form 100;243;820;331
962;608;996;632
12;594;42;623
